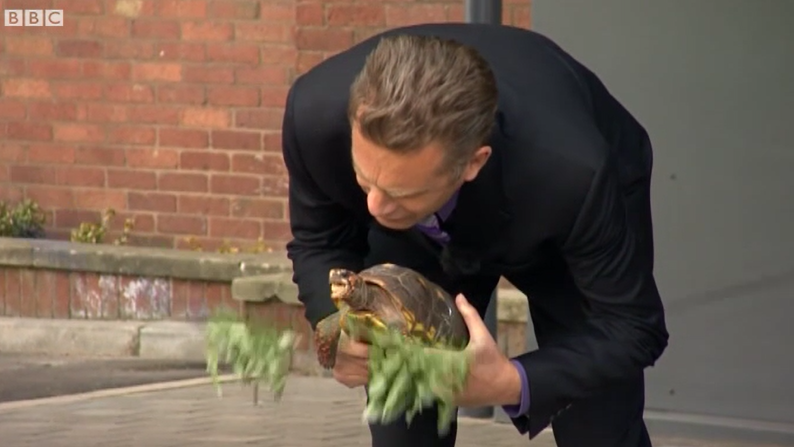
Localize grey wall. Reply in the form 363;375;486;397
531;0;794;442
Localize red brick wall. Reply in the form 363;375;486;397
0;0;531;251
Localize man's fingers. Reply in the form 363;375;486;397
455;294;488;340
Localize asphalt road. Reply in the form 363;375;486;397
0;353;220;403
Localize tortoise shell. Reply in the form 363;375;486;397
314;263;470;369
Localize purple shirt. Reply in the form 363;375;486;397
414;190;530;418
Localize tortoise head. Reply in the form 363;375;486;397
329;268;369;310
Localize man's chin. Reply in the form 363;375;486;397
375;217;414;231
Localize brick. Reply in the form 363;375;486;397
78;16;131;38
4;269;21;317
10;166;57;184
179;151;230;171
75;147;126;166
259;175;288;196
296;28;353;51
54;209;102;229
111;212;154;231
54;0;104;14
26;186;75;209
206;44;260;65
132;63;182;82
28;102;78;121
2;78;51;99
19;269;37;317
127;148;179;169
53;81;103;100
385;4;448;25
154;42;206;62
260;45;297;65
327;4;384;26
131;20;181;39
71;272;119;319
181;22;233;41
4;36;53;56
207;86;259;107
35;270;57;318
57;39;103;58
155;0;208;18
232;153;287;176
263;220;292;241
234;109;283;130
128;105;180;125
129;192;177;213
178;195;229;216
296;3;323;25
159;128;208;148
28;60;83;78
181;108;230;128
108;126;156;145
157;85;205;104
261;86;289;107
57;166;106;187
210;174;260;196
0;144;28;162
54;273;70;318
54;123;105;143
211;130;261;150
85;103;129;122
105;41;155;59
105;83;155;103
209;217;261;239
230;197;284;219
235;23;292;43
208;1;260;19
0;100;26;120
82;61;131;79
183;66;234;84
158;172;208;192
108;169;157;190
0;58;26;77
7;122;53;141
74;189;127;210
234;66;289;85
28;144;76;164
157;214;207;235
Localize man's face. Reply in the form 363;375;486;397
351;124;490;230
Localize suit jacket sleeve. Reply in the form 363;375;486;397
513;152;669;438
282;81;368;330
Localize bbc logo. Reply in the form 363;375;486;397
4;10;64;26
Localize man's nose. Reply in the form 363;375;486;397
367;188;397;217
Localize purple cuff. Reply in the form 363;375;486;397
501;360;530;418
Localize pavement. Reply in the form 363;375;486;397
0;361;788;447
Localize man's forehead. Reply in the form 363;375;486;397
352;160;431;197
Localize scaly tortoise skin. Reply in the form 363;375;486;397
314;263;470;370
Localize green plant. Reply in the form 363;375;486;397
0;199;47;238
204;310;470;436
70;208;134;245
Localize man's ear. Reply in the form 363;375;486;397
462;146;492;182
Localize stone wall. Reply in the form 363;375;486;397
0;237;527;374
0;0;531;251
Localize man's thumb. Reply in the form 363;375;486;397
455;294;486;336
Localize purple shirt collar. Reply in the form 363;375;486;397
413;189;460;244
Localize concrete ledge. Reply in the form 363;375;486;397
231;273;299;305
0;237;291;282
138;321;207;361
496;288;529;323
0;317;143;357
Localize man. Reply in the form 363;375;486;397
282;22;669;447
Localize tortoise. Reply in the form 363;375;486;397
314;263;470;370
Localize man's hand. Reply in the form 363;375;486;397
447;294;522;408
332;330;370;388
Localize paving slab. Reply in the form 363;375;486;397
0;374;787;447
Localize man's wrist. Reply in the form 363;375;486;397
495;358;523;406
